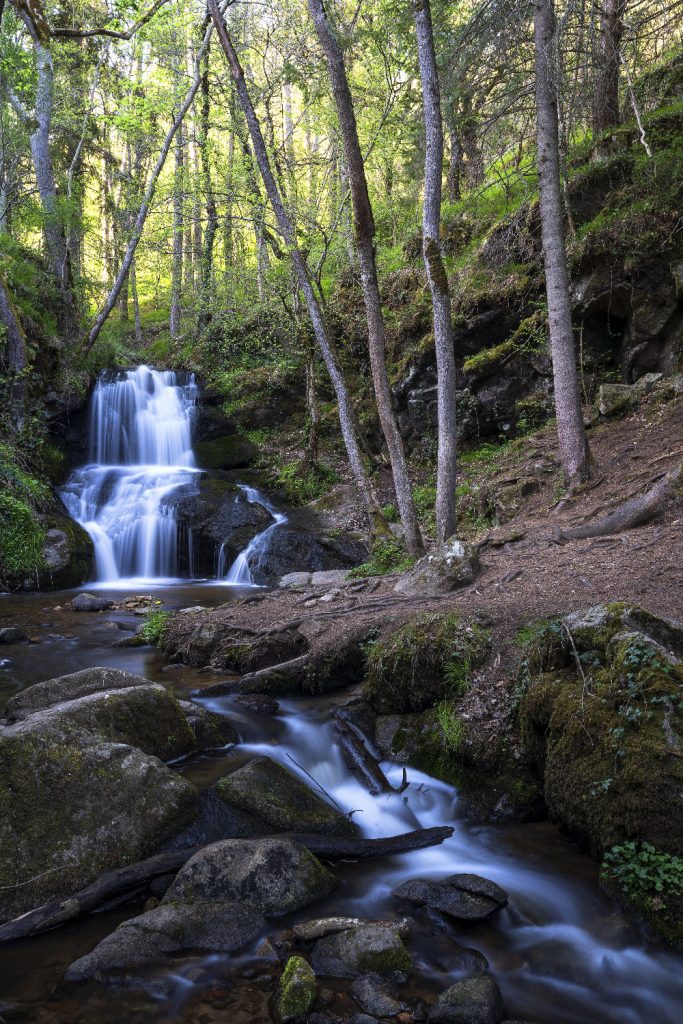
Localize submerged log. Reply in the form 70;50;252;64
334;713;395;794
0;827;453;943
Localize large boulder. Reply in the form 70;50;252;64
428;976;504;1024
72;592;114;612
311;923;412;981
64;901;263;983
393;874;508;922
394;539;480;597
4;666;163;723
38;506;94;590
164;836;336;916
0;725;199;920
2;683;196;761
213;756;357;837
249;527;367;587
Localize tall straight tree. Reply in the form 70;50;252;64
412;0;458;543
306;0;424;557
207;0;380;531
593;0;626;136
533;0;591;485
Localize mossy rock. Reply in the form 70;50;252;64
0;726;199;920
37;506;94;589
517;604;683;944
213;756;358;836
275;956;317;1022
310;923;412;981
195;434;257;470
363;612;490;714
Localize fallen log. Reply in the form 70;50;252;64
0;827;453;943
557;463;682;542
334;714;395;794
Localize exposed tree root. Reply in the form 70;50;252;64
555;463;682;542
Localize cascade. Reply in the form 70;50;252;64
217;484;287;584
60;365;199;583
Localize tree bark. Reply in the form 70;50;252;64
533;0;592;485
170;121;184;341
306;0;424;558
592;0;626;137
208;0;379;529
198;51;218;333
413;0;458;543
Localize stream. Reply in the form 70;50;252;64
1;586;683;1024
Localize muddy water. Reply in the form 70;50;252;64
1;585;683;1024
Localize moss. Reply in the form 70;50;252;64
276;956;317;1021
194;434;257;470
357;941;412;980
363;612;490;713
0;492;46;583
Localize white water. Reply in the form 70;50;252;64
217;484;287;585
198;694;683;1024
60;366;200;584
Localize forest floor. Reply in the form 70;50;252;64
165;391;683;713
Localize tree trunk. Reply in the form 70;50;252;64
198;52;218;333
84;19;216;352
413;0;458;543
208;0;378;529
0;275;27;428
445;116;461;203
593;0;626;137
533;0;591;485
170;122;184;340
306;0;424;557
29;38;78;336
131;258;142;343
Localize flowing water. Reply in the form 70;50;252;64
59;366;200;585
1;588;682;1024
217;484;287;585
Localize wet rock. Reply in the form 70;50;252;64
350;973;404;1017
194;434;257;470
394;539;480;597
351;1016;380;1024
275;956;317;1022
294;918;370;942
212;756;358;836
428;976;504;1024
38;509;94;590
0;627;28;645
311;924;412;982
64;901;263;983
234;693;280;715
3;666;161;722
177;700;239;749
393;874;508;922
0;726;199;920
72;592;114;612
164;836;336;916
250;529;366;587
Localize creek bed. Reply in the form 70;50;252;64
1;585;683;1024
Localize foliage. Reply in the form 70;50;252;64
138;608;171;646
436;700;466;752
0;492;46;582
602;842;683;899
347;539;414;578
274;460;338;505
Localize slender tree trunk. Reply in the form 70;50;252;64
131;258;142;343
445;116;461;203
305;339;320;464
533;0;591;485
306;0;423;557
593;0;626;136
28;38;78;336
208;0;379;529
198;52;218;333
413;0;458;543
170;122;184;340
0;275;27;428
84;18;217;352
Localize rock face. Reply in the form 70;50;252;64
394;540;480;597
165;837;336;916
251;528;366;587
393;874;508;921
64;901;263;983
428;976;504;1024
0;724;199;920
518;602;683;945
194;434;257;470
275;956;318;1022
311;923;412;981
38;506;94;590
213;757;358;836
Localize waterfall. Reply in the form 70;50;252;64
60;365;199;583
217;484;287;585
